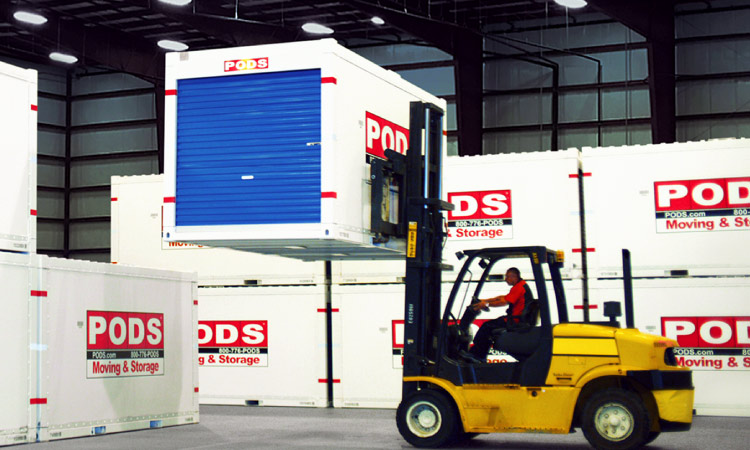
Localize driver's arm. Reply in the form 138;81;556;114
473;294;508;310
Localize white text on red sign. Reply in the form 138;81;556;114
86;311;165;378
654;177;750;233
446;190;513;240
655;177;750;211
198;320;267;347
87;311;164;349
198;320;269;367
365;112;409;159
662;316;750;348
448;190;512;220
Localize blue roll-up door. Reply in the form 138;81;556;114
175;69;321;226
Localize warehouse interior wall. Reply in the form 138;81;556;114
1;4;749;263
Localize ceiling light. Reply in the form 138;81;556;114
302;23;334;35
158;40;189;51
49;52;78;64
554;0;587;8
13;11;48;25
371;16;385;26
158;0;192;5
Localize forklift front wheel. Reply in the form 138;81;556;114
581;388;650;450
397;390;460;448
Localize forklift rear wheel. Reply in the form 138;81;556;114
397;390;459;448
581;388;650;450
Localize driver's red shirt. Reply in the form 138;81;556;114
505;279;528;318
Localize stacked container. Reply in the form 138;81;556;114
0;60;37;254
581;139;750;416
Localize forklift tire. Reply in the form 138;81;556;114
396;390;460;448
644;431;660;446
455;432;481;443
581;388;650;450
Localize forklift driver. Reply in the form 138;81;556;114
461;267;534;363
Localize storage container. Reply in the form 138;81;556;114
162;39;446;260
0;60;37;253
112;174;325;285
582;139;750;277
0;253;199;445
197;285;328;407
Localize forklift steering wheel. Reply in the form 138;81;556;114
472;295;490;312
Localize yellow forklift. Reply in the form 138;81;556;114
371;102;694;450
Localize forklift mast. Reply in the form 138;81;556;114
401;102;453;390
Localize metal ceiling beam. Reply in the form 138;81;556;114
150;4;300;47
342;0;483;156
589;0;676;144
1;1;165;81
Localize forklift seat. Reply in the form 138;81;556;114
490;300;541;360
491;299;540;336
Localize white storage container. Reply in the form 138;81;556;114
588;277;750;416
332;283;405;408
0;252;33;446
162;39;446;260
582;139;750;277
112;174;325;285
0;60;37;253
444;149;583;278
331;149;584;283
27;255;199;442
197;285;328;407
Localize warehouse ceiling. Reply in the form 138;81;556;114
1;0;740;150
0;0;676;80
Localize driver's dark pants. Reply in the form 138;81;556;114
458;306;511;361
469;316;509;361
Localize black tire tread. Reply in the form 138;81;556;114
581;387;650;450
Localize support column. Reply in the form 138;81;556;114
454;34;484;156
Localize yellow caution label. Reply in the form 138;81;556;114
407;222;417;258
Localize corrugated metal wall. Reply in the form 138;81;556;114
354;7;750;155
68;69;159;261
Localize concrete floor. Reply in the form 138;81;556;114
34;406;750;449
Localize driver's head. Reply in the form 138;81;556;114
505;267;521;286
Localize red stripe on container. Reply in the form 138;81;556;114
569;172;592;178
321;77;337;84
165;89;177;96
31;104;38;111
321;192;337;199
572;248;596;253
317;308;340;313
194;387;199;393
30;290;47;297
111;197;118;202
318;379;341;383
194;300;198;305
573;304;599;310
112;262;118;264
164;197;176;203
30;398;47;405
30;209;37;216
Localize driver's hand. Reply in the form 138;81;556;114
472;299;487;311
